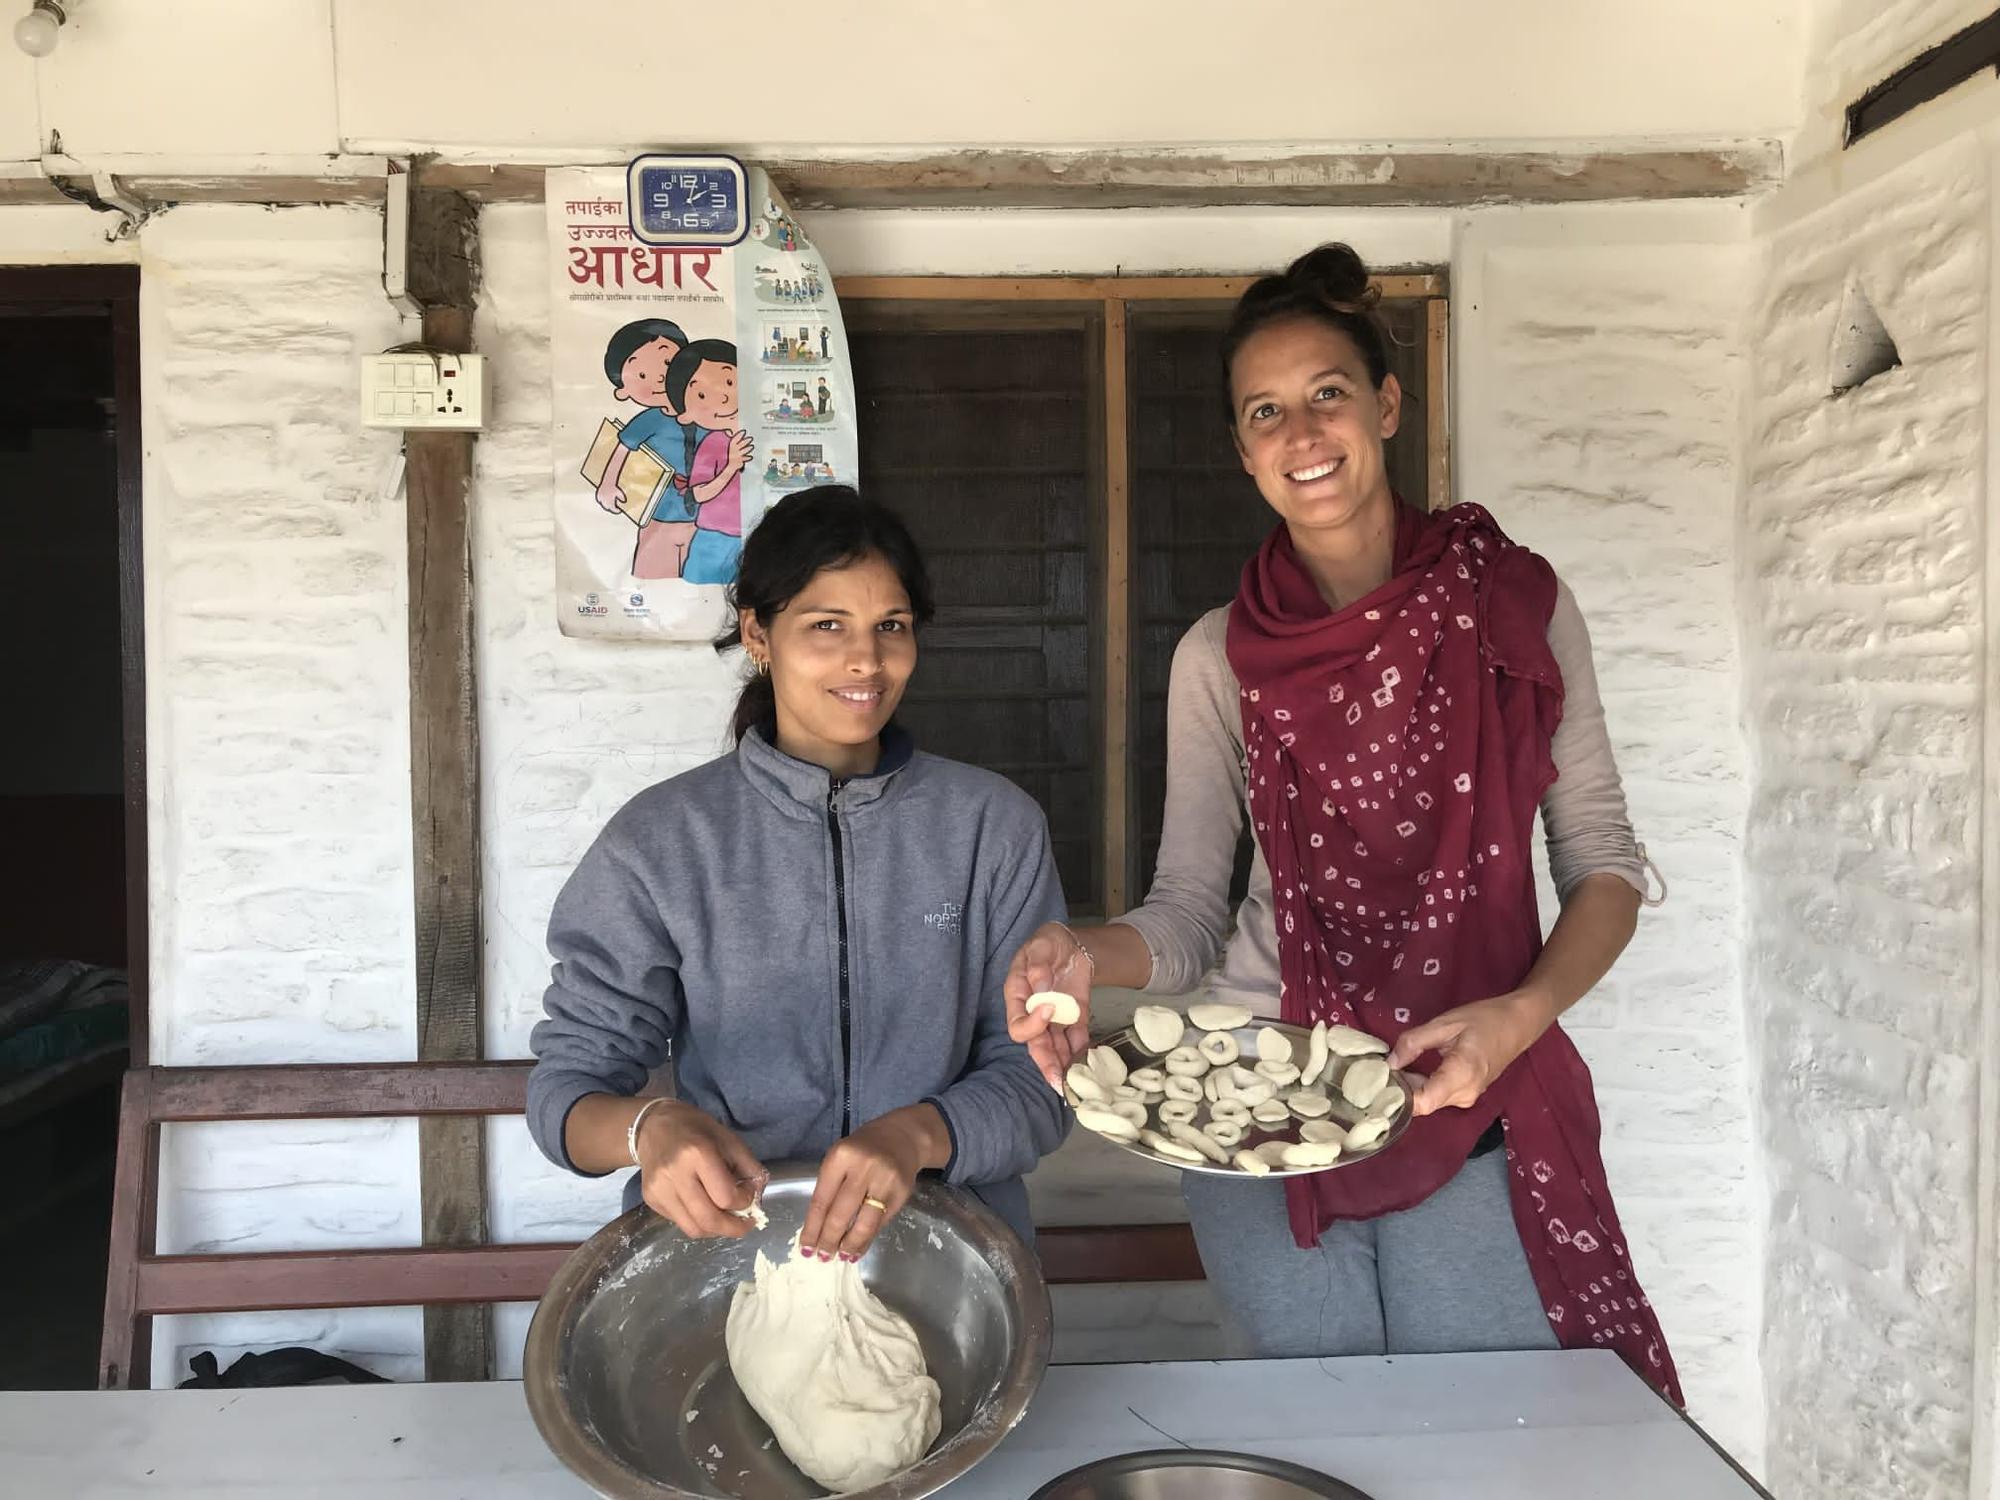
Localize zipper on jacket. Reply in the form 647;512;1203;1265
827;782;853;1135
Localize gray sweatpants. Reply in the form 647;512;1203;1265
1182;1148;1558;1357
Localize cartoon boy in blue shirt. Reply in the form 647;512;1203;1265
594;318;708;580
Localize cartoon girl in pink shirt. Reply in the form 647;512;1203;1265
666;339;755;585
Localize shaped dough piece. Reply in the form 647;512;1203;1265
1139;1128;1204;1163
1026;990;1081;1026
1227;1063;1263;1090
1300;1021;1332;1088
1187;1001;1253;1032
1112;1084;1143;1102
1233;1149;1272;1176
1074;1105;1141;1142
1251;1099;1292;1128
1111;1100;1150;1128
1209;1099;1252;1128
1236;1078;1279;1109
1198;1031;1241;1067
1169;1120;1231;1164
1164;1075;1203;1103
1341;1057;1391;1110
1287;1090;1333;1119
1256;1027;1294;1067
1065;1064;1110;1104
1326;1024;1390;1057
1254;1059;1300;1088
1201;1073;1224;1105
1368;1084;1407;1120
1280;1140;1342;1169
1344;1116;1390;1150
1127;1067;1167;1095
1255;1140;1295;1167
1087;1046;1129;1091
1132;1005;1186;1055
1162;1046;1209;1079
1298;1119;1344;1146
1157;1099;1200;1127
1203;1120;1245;1148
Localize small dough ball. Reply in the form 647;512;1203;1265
1233;1149;1272;1176
1198;1030;1241;1067
1301;1021;1332;1088
1368;1084;1407;1119
1112;1100;1150;1128
1074;1105;1140;1142
1132;1005;1187;1055
1209;1099;1252;1128
1128;1067;1167;1095
1288;1090;1333;1119
1188;1001;1253;1032
1169;1121;1230;1164
1255;1140;1294;1166
1203;1120;1245;1148
1087;1045;1129;1091
1164;1075;1204;1103
1163;1046;1210;1079
1344;1116;1390;1150
1158;1098;1200;1127
1139;1128;1203;1163
1256;1027;1294;1067
1027;990;1081;1026
1251;1099;1292;1127
1341;1056;1391;1110
1327;1024;1390;1057
1298;1119;1344;1145
1066;1064;1110;1104
1281;1140;1342;1169
1236;1078;1279;1109
1255;1060;1301;1088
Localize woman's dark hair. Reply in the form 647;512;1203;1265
665;338;736;412
713;485;936;742
1219;244;1393;428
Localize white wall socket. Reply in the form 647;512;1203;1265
360;352;488;431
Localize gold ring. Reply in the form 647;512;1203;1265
862;1196;889;1213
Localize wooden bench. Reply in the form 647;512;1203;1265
100;1060;1203;1389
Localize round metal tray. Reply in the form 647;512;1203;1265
1083;1018;1417;1179
1028;1448;1378;1499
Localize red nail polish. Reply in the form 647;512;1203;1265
840;1252;857;1263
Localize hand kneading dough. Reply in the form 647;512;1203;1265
1132;1005;1186;1054
1026;990;1081;1027
726;1243;941;1493
1187;1001;1253;1032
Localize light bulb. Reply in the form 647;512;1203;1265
13;6;59;57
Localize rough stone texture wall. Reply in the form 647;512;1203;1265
1797;0;1998;167
132;205;424;1384
1743;135;1988;1498
1455;210;1761;1468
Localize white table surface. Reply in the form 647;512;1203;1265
0;1351;1768;1499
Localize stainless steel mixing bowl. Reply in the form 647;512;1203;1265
1028;1449;1377;1499
523;1162;1052;1499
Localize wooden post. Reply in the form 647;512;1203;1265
403;187;490;1382
1425;296;1452;511
1101;300;1132;915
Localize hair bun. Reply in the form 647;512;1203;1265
1285;243;1378;311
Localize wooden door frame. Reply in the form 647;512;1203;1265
0;265;147;1063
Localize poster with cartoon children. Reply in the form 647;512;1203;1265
547;163;857;640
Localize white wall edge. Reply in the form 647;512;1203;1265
1974;115;2000;1500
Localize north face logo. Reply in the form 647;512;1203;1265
923;901;963;935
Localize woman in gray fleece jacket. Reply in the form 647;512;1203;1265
529;487;1068;1262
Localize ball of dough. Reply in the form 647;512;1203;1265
1280;1140;1342;1169
1169;1120;1231;1164
1341;1056;1391;1110
1188;1001;1253;1032
1209;1099;1252;1127
1298;1119;1344;1145
1163;1075;1203;1103
1163;1046;1209;1079
1251;1099;1292;1127
1300;1021;1332;1088
1197;1031;1241;1067
1066;1064;1110;1104
1233;1149;1272;1176
1026;990;1081;1026
1368;1084;1407;1119
1288;1090;1333;1119
1139;1128;1203;1163
1203;1120;1245;1148
1344;1116;1390;1150
1132;1005;1186;1055
1327;1024;1390;1057
1254;1060;1301;1088
1074;1105;1140;1142
1158;1099;1200;1127
1127;1067;1167;1095
1255;1027;1294;1067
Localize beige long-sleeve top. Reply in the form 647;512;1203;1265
1113;581;1645;1018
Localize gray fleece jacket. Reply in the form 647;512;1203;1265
527;725;1070;1241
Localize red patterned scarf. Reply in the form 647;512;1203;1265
1226;501;1681;1403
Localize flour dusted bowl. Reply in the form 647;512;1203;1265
523;1162;1052;1499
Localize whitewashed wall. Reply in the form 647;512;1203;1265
1455;202;1762;1469
1744;125;1995;1500
1794;0;2000;169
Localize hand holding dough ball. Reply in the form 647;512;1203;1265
1132;1005;1186;1054
1026;990;1081;1026
1187;1001;1252;1032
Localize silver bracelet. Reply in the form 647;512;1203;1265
627;1096;671;1168
1053;921;1097;975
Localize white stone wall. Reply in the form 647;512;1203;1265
1743;133;1991;1499
1796;0;1999;168
1455;204;1762;1469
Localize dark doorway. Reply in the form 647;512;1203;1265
0;265;145;1389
